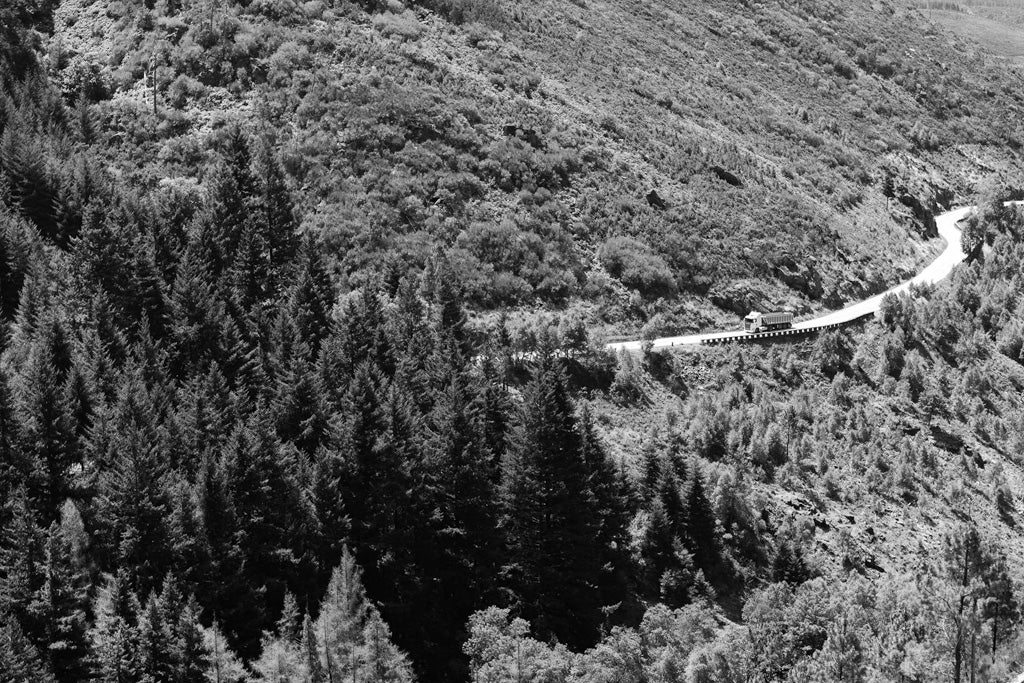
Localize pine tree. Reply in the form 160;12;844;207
315;548;369;683
89;570;142;683
28;522;91;683
202;127;256;280
0;366;23;500
169;365;235;476
577;405;632;619
250;632;303;682
475;355;510;472
417;370;501;677
196;451;264;658
388;278;432;412
500;338;603;649
136;591;176;683
0;488;45;639
361;609;414;683
90;376;172;593
772;541;811;585
286;239;335;351
252;136;299;293
684;470;725;584
225;408;313;652
203;621;246;683
0;615;57;683
168;239;224;376
349;380;423;646
277;592;301;645
271;319;328;455
173;596;211;683
314;548;411;683
639;466;692;607
302;615;325;683
14;331;77;523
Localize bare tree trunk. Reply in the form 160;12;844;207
969;597;977;683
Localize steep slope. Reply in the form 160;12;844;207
46;0;1024;338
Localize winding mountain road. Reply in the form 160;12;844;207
606;206;975;351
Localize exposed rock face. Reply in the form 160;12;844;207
710;165;743;187
646;189;667;210
708;279;799;316
773;257;824;300
896;193;938;238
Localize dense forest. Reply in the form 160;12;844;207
4;0;1024;681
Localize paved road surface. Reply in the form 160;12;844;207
606;206;974;351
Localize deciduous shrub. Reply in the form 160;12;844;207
599;236;677;299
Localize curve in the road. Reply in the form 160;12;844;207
607;205;975;352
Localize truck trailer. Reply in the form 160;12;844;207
743;310;794;333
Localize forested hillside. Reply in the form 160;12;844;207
3;0;1024;682
35;0;1024;335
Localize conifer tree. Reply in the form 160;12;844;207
388;278;432;411
169;240;224;376
302;614;326;683
250;632;303;682
347;380;423;640
500;338;603;649
0;488;44;638
202;127;255;279
29;522;91;683
772;542;811;585
314;547;413;683
195;451;263;653
418;370;501;677
136;591;175;683
315;548;369;683
271;321;328;455
362;609;415;683
286;238;335;346
639;465;695;607
0;366;23;500
90;376;172;593
685;470;725;584
89;570;142;683
475;355;511;473
578;406;632;618
15;332;77;523
225;408;314;650
253;137;299;292
0;615;56;683
203;621;246;683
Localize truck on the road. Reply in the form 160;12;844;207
743;310;794;333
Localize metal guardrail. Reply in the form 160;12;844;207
697;312;874;346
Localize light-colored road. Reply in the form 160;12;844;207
606;206;974;351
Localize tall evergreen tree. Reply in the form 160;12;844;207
195;451;264;659
14;331;77;523
500;339;603;649
0;615;57;683
90;376;172;593
417;370;501;679
685;470;725;583
578;406;633;620
89;570;142;683
29;522;91;683
201;126;255;280
314;547;413;683
225;408;314;653
0;488;44;639
252;136;299;293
